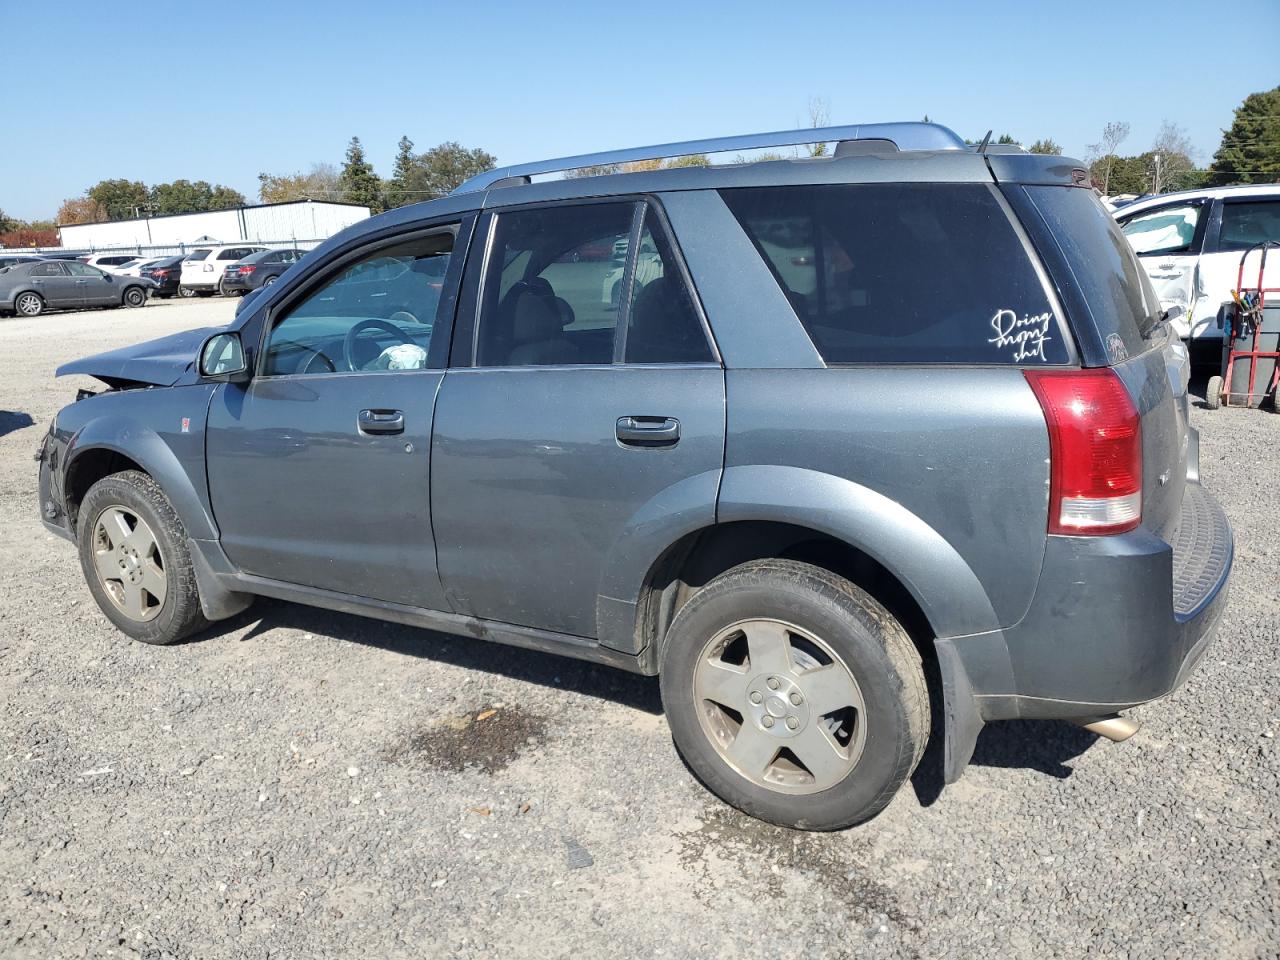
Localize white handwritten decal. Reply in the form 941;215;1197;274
988;309;1053;362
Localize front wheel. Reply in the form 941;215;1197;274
659;559;929;830
15;291;44;316
77;471;209;645
123;286;147;308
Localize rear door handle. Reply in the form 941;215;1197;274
616;416;679;446
358;408;405;435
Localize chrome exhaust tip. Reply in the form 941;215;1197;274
1074;714;1141;742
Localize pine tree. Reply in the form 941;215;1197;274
384;135;417;209
1209;87;1280;185
340;136;384;213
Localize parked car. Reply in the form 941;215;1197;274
37;122;1232;831
1114;183;1280;361
0;254;45;270
139;256;185;298
1;259;154;316
116;257;168;278
179;244;267;297
80;253;146;272
220;248;306;294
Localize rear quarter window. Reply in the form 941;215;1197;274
1022;186;1161;360
720;183;1067;365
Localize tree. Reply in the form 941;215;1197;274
87;179;149;220
402;141;496;199
257;163;341;203
806;96;831;157
0;222;58;248
339;136;384;212
1086;120;1131;194
383;135;418;209
996;133;1017;145
1209;86;1280;185
209;185;246;210
56;196;107;225
1028;138;1063;155
1149;120;1196;194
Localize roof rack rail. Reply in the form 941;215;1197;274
451;122;968;194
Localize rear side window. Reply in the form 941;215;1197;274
1219;199;1280;252
474;201;712;367
721;184;1065;364
1023;186;1160;359
1119;203;1201;255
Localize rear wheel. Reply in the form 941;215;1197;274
77;471;208;645
178;285;196;299
265;275;279;286
659;559;928;830
122;286;147;308
1206;374;1223;410
15;292;44;317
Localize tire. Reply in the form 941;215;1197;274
264;275;278;286
122;286;147;308
77;470;209;645
217;279;228;296
1206;374;1223;410
15;291;44;317
178;286;197;299
659;559;928;830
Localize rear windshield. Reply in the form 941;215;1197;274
721;183;1066;364
185;249;212;262
1022;186;1160;359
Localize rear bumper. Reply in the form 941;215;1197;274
938;481;1232;777
181;279;219;291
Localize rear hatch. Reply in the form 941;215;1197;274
181;249;213;281
1010;183;1189;542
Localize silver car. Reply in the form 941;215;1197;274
0;259;156;317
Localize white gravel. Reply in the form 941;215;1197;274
1;299;1277;959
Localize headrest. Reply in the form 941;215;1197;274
512;291;562;342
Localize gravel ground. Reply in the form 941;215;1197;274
1;299;1277;959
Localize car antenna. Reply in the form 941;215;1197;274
977;130;993;155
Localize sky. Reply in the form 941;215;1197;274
2;0;1277;222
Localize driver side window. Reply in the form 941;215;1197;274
264;230;454;376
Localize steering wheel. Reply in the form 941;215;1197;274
343;317;416;372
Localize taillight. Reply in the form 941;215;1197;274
153;269;169;277
239;265;256;274
1025;369;1142;535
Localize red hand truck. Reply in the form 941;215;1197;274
1206;240;1280;411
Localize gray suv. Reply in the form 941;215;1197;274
36;123;1233;830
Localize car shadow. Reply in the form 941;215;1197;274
0;411;35;439
910;718;1097;807
197;598;664;714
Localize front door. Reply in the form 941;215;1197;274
66;262;122;306
432;199;725;639
28;261;80;306
1118;199;1207;339
205;221;469;608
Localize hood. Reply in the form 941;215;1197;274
56;325;218;387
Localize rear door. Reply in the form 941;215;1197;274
1197;196;1280;334
28;261;79;306
431;199;724;641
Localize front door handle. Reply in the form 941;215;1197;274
616;416;680;447
358;408;405;435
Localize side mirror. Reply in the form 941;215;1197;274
199;331;249;382
1161;303;1186;323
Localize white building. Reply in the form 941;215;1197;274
57;199;370;252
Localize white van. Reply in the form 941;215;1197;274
1114;184;1280;353
179;244;267;296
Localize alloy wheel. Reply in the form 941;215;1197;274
692;618;867;795
16;293;42;316
91;506;166;622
